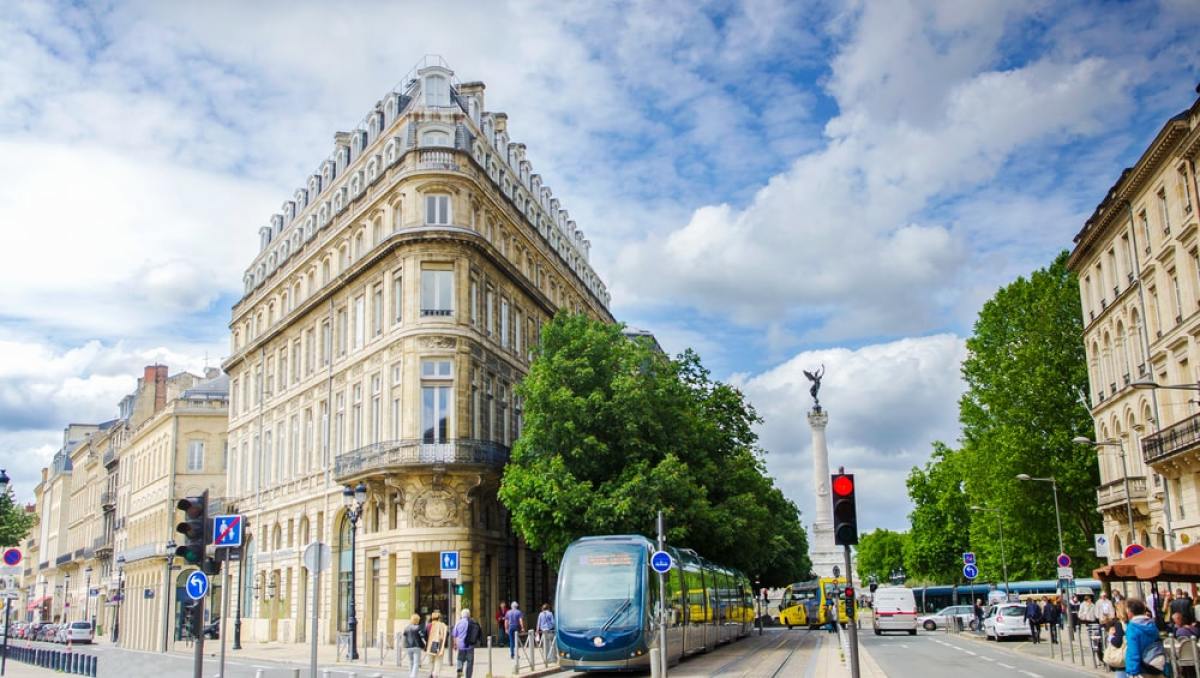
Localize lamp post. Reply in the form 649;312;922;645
114;555;125;645
38;577;47;623
342;482;366;661
63;574;70;622
1;469;10;678
233;543;244;650
83;566;93;624
1015;474;1064;557
162;539;176;652
970;506;1010;599
1074;436;1144;598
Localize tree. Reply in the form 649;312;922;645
905;443;971;584
0;489;34;547
856;528;909;583
499;313;812;585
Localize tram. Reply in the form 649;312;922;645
555;535;754;671
777;576;856;628
909;579;1102;612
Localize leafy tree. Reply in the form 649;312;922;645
905;443;971;584
499;313;812;585
0;489;34;547
856;528;909;583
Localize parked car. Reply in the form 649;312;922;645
38;624;57;642
983;603;1033;641
918;605;975;631
872;586;918;635
65;621;94;644
202;618;219;640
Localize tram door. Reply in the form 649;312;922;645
415;576;449;620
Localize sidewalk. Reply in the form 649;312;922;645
813;633;887;677
167;635;562;678
957;628;1109;676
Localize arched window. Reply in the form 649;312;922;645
355;231;365;260
337;514;354;632
422;130;451;147
1116;321;1130;381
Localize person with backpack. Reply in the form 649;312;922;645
1124;598;1168;677
402;613;427;678
452;608;482;678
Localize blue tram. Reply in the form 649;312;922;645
555;535;754;671
909;579;1103;613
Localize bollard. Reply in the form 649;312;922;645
487;635;493;678
348;672;357;678
322;670;330;678
254;669;263;678
649;647;661;678
292;669;300;678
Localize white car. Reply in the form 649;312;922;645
917;605;975;631
983;603;1032;641
65;621;94;644
872;586;918;635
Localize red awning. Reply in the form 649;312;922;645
25;595;50;611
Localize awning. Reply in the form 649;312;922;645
1134;542;1200;581
25;595;50;611
1093;547;1170;582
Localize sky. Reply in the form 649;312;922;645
1;0;1199;535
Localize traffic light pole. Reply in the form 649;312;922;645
192;596;206;678
843;546;860;678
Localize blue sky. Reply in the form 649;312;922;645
1;0;1198;534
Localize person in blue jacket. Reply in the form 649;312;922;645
1124;598;1168;677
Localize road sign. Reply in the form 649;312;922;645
185;570;210;601
962;552;976;565
440;551;459;572
650;550;673;574
212;515;243;548
1057;553;1071;568
303;542;332;573
1094;534;1108;555
1124;543;1144;559
2;549;21;567
88;588;98;597
1057;566;1074;579
962;563;979;580
143;588;155;599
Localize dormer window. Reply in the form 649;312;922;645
422;130;451;147
425;74;450;107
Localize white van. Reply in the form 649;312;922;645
872;586;918;635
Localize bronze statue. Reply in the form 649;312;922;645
803;364;825;410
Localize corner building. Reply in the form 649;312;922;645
1069;88;1200;560
225;57;612;648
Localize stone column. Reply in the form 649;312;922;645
809;409;832;529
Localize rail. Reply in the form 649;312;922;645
335;438;509;479
1143;412;1200;464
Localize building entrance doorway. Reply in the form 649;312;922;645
414;576;449;620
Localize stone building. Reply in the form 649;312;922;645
1068;86;1200;558
224;56;612;648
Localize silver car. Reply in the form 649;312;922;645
983;603;1032;641
918;605;975;631
65;621;94;644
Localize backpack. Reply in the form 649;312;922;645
466;619;482;647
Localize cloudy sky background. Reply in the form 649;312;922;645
2;0;1198;533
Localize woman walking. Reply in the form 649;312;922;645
425;610;449;678
402;613;426;678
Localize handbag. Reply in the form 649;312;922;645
429;640;442;654
1103;639;1125;669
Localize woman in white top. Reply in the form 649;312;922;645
424;610;448;678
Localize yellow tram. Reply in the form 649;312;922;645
777;577;855;628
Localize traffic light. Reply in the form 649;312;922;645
175;491;210;565
844;586;856;614
455;584;465;596
831;472;858;546
203;556;222;577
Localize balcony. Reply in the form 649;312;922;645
417;150;459;171
335;438;510;481
93;536;112;559
100;491;116;510
102;447;117;466
421;309;453;317
1097;476;1149;510
1143;412;1200;465
55;553;72;566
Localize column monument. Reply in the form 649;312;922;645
804;366;852;579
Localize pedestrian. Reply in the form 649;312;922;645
1098;592;1116;624
1174;612;1198;639
536;603;556;663
505;601;525;658
1043;596;1061;644
1024;596;1043;643
1070;595;1081;632
826;600;838;633
496;603;508;647
452;608;482;678
1122;598;1168;677
1101;618;1126;676
1080;595;1097;629
402;613;427;678
1171;588;1194;625
425;610;449;678
973;599;985;634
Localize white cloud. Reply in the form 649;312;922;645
735;334;968;532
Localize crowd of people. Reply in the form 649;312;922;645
399;601;557;678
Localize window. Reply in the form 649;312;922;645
279;350;288;391
322;320;333;365
292;339;301;382
231;378;239;415
352;384;363;449
1174;273;1185;322
265;357;275;397
500;299;510;348
1159;189;1171;233
422;130;451;146
337;307;348;355
1181;166;1195;214
371;374;382;443
515;309;523;355
392;272;403;324
187;441;204;472
424;74;450;107
486;288;495;335
1140;210;1152;253
304;408;314;472
334;393;345;455
353;295;365;349
425;194;450;225
470;278;479;326
420;267;454;316
305;329;315;374
421;359;453;444
372;285;383;337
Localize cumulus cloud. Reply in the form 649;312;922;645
735;334;968;531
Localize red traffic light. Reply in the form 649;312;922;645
832;475;854;496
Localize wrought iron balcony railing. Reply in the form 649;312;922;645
335;438;510;480
1143;412;1200;465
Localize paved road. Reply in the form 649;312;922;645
864;630;1099;678
557;627;819;678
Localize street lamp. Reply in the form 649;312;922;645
114;555;126;645
62;573;71;622
1015;474;1065;556
83;566;93;624
162;538;176;652
343;482;367;661
38;576;47;623
1131;379;1200;392
970;506;1011;599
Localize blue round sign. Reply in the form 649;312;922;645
963;563;979;580
650;550;673;574
2;549;21;566
185;571;210;601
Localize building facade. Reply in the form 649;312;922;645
1069;88;1200;559
224;56;611;648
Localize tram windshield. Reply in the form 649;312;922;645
559;544;643;631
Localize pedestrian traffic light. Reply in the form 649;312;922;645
831;472;858;546
203;555;222;577
175;491;209;565
455;584;465;595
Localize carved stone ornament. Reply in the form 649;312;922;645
419;336;458;349
413;488;459;527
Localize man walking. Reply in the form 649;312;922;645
972;599;984;634
452;608;482;678
536;604;556;663
1043;597;1060;644
1024;597;1043;643
1096;592;1115;624
505;601;525;659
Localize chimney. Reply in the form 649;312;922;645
492;112;507;135
205;367;220;380
145;365;168;413
459;81;485;117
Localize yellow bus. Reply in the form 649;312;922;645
777;577;855;629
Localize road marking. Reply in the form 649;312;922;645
998;662;1015;669
980;656;995;661
1018;672;1042;678
962;650;977;656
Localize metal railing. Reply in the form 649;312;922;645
1096;476;1148;508
100;491;115;508
55;553;72;566
417;149;459;171
335;438;510;479
102;447;117;466
1143;412;1200;464
420;308;453;317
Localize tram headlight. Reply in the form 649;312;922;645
593;636;605;647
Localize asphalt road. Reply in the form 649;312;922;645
863;630;1100;678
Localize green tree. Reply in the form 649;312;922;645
0;488;34;547
905;443;971;584
855;528;909;583
499;313;811;585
